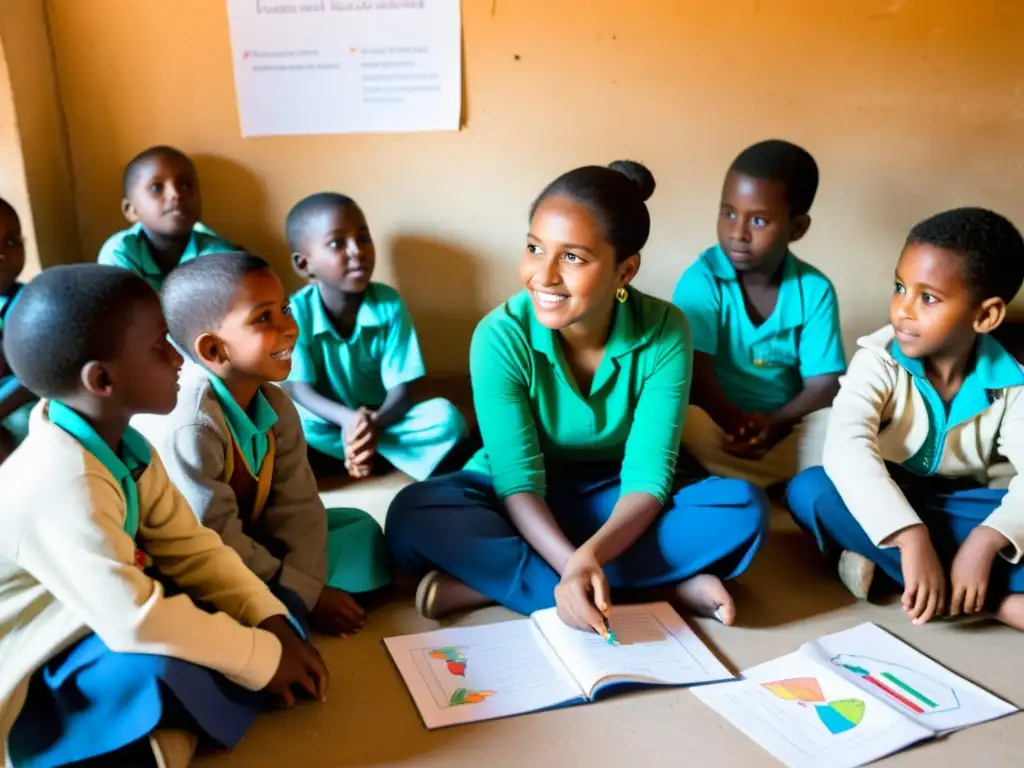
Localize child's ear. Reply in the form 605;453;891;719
81;361;114;397
121;198;139;224
291;252;313;280
974;297;1007;335
194;332;225;366
789;214;811;243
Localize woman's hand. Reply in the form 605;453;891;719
554;548;611;634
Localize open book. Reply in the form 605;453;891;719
692;622;1018;768
384;602;733;728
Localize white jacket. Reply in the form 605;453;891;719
823;325;1024;562
0;403;287;765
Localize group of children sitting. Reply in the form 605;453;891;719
0;137;1021;767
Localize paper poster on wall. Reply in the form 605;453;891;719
225;0;461;137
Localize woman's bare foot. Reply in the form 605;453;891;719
995;594;1024;631
672;574;736;626
416;571;494;619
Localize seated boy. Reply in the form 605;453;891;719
673;140;845;488
281;192;466;481
98;145;234;290
788;208;1024;631
0;198;35;460
140;251;390;637
0;265;326;768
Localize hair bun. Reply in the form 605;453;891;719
608;160;655;202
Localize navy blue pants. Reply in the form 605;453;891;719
9;583;307;767
787;465;1024;601
386;466;770;616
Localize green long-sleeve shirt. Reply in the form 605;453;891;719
464;287;693;503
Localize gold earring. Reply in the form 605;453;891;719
616;287;628;303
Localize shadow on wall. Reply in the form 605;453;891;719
191;154;295;286
389;235;488;376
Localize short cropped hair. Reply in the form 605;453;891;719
3;265;156;398
728;139;819;217
123;145;195;197
906;207;1024;303
285;192;359;251
161;251;272;359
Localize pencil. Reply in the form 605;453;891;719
598;618;619;645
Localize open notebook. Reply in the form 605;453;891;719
692;622;1018;768
384;602;732;728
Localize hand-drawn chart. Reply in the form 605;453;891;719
413;647;495;708
830;654;960;716
762;678;866;735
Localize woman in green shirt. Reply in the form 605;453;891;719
386;161;769;634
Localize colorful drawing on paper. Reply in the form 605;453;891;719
429;647;468;677
762;677;866;735
416;648;495;708
830;654;960;715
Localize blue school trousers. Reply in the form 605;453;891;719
385;464;770;616
8;583;307;767
787;465;1024;600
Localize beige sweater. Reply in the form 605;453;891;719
134;361;328;610
0;403;287;765
823;326;1024;561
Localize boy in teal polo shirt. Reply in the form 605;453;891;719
0;198;35;459
282;192;466;482
673;140;845;489
98;145;234;290
140;252;390;637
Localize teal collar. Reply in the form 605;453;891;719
526;286;646;397
703;245;803;331
48;400;151;538
0;281;23;332
891;334;1024;428
206;373;278;474
310;284;382;340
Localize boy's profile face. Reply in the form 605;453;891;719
0;205;25;292
104;293;183;415
203;269;298;384
123;153;202;239
890;243;983;359
717;171;808;274
295;204;375;294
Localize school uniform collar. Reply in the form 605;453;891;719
703;245;803;332
0;281;24;330
891;334;1024;427
526;287;647;397
47;400;151;537
132;222;203;279
527;286;645;361
309;283;384;340
205;372;278;474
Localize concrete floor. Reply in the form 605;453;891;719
195;474;1024;768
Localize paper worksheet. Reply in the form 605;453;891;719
693;622;1017;768
384;602;733;728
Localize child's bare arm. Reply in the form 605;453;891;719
372;381;414;428
282;381;360;431
770;372;841;431
689;352;744;434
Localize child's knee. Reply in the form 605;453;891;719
385;480;436;546
425;397;467;443
786;466;832;526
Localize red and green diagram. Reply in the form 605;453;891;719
428;647;496;707
830;654;960;715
